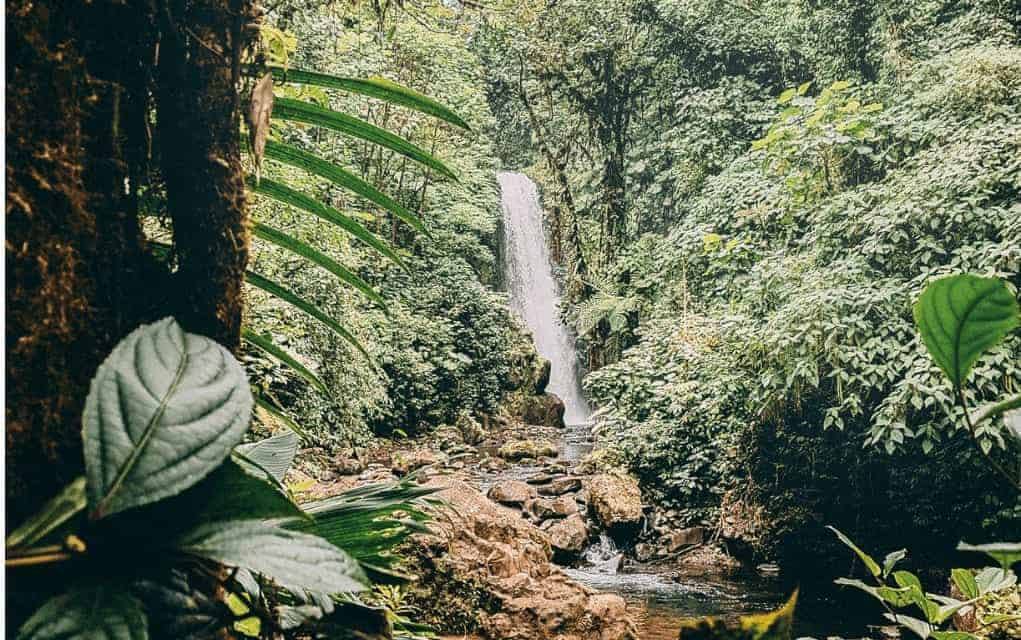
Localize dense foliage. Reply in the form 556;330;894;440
476;0;1021;568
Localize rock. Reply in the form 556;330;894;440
498;439;558;461
547;515;589;558
667;526;705;552
333;455;364;476
391;449;440;476
538;476;582;496
488;480;536;505
526;472;556;485
551;494;578;516
504;392;567;429
534;358;551;394
585;473;643;539
402;479;636;639
456;410;486;445
634;542;655;563
525;495;578;520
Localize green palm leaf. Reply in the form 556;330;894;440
242;327;328;395
247;137;428;236
254;395;310;441
252;221;386;310
268;67;472;131
248;177;408;270
245;271;371;362
273;97;457;180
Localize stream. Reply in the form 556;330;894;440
497;171;873;639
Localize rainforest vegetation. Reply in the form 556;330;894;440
5;1;1020;640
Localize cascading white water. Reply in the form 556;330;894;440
498;172;591;425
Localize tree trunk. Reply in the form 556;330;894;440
6;0;253;523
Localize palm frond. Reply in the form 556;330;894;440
248;137;428;237
273;97;457;180
242;327;328;395
252;221;386;310
268;67;471;131
245;270;372;362
248;177;408;270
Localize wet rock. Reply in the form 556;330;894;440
525;494;578;520
538;476;582;496
547;515;590;558
333;454;364;476
585;473;643;538
358;466;397;483
504;393;567;429
551;494;578;517
498;439;558;461
402;479;636;639
391;449;441;476
456;410;486;445
534;358;551;394
633;542;655;563
488;480;536;505
667;526;705;552
526;472;556;485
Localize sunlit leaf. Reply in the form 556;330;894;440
18;584;147;640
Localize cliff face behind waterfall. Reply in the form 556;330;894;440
498;172;591;425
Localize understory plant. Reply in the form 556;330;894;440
829;273;1021;640
7;318;436;639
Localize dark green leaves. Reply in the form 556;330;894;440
178;520;368;593
268;67;471;131
83;318;253;520
957;541;1021;569
6;477;86;551
827;525;881;577
18;584;147;640
914;275;1020;388
273;97;457;180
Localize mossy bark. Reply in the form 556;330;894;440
6;0;252;524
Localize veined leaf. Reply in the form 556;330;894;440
252;139;427;237
252;222;386;310
973;566;1017;593
244;271;371;361
254;396;310;441
951;568;979;599
178;520;368;594
884;613;931;640
242;328;328;394
827;525;881;577
268;67;471;130
883;549;907;578
7;477;86;551
913;275;1020;388
247;177;407;269
83;318;252;520
236;431;300;483
18;584;147;640
273;97;456;180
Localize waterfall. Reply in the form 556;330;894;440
498;172;591;425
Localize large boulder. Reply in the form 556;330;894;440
391;449;441;476
546;514;590;560
538;476;582;496
498;439;558;461
504;392;567;429
585;473;644;539
488;480;536;505
403;479;636;640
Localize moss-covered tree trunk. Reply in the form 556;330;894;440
5;0;253;524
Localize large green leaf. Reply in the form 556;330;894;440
247;177;407;268
83;318;253;520
253;139;426;238
268;67;471;130
178;520;368;594
252;222;386;310
6;477;86;551
242;328;328;395
244;271;371;361
235;431;300;482
913;275;1020;388
273;97;457;179
827;526;881;577
958;541;1021;569
18;584;148;640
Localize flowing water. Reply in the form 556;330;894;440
496;172;871;639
